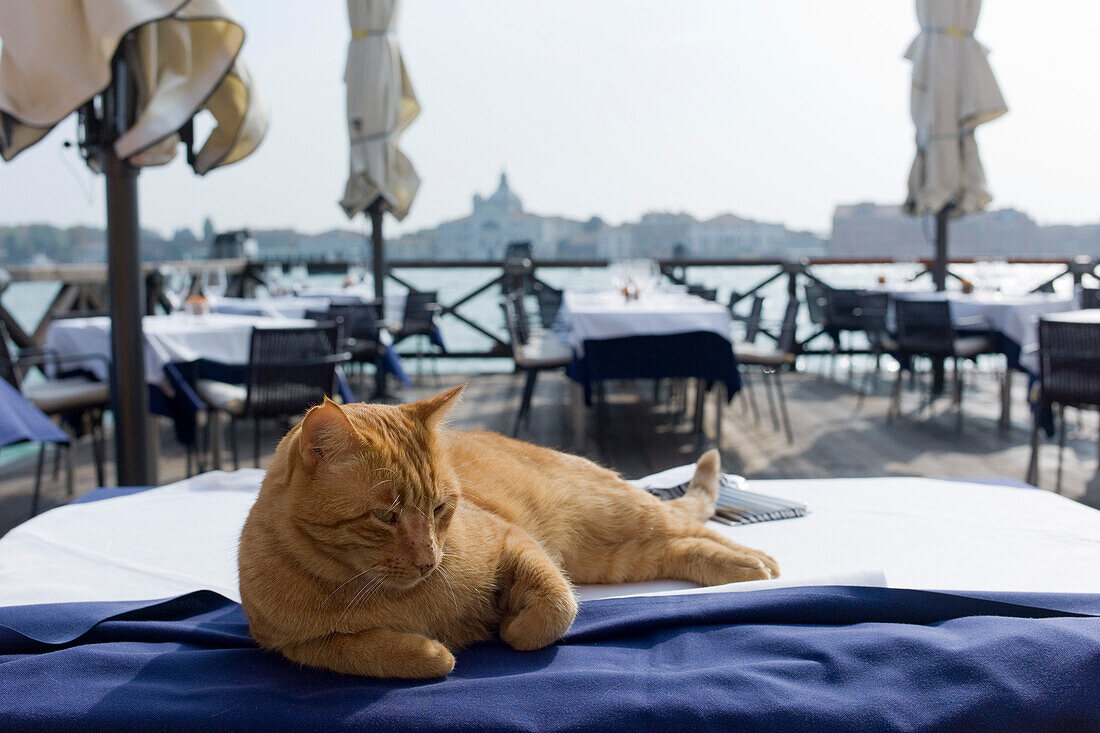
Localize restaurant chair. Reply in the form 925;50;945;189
888;299;995;431
501;293;572;437
0;322;109;509
306;302;384;387
855;292;897;408
1026;318;1100;493
687;284;718;301
534;283;564;329
1080;287;1100;310
394;290;443;384
195;325;349;468
734;299;799;443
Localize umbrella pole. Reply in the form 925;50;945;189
369;201;393;401
104;48;154;486
931;205;951;394
933;207;950;292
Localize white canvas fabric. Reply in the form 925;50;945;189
0;0;266;172
340;0;420;220
904;0;1007;216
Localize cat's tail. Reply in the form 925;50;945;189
666;449;721;524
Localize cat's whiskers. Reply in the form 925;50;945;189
335;573;388;629
321;565;381;606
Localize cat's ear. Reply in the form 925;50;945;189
406;383;466;430
299;397;356;469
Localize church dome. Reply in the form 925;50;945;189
486;172;522;213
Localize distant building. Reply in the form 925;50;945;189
427;173;585;261
686;214;825;259
830;202;1045;258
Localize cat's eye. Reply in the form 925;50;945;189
373;509;397;524
433;503;447;515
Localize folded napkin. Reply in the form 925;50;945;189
645;473;808;525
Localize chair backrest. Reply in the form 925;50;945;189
501;292;530;348
0;322;19;387
894;299;955;357
687;284;717;301
1080;287;1100;310
804;283;828;326
856;291;890;336
825;288;865;331
534;285;563;329
742;296;766;344
401;291;438;334
325;303;381;343
1038;318;1100;407
776;299;800;354
245;325;342;418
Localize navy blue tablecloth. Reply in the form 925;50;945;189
0;379;68;448
568;331;741;405
1;586;1097;732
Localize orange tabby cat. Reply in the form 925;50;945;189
238;385;778;679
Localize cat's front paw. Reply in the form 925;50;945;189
499;592;578;651
400;638;456;678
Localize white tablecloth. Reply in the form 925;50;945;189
210;296;334;320
43;313;316;387
1;468;1097;608
891;291;1079;371
558;291;733;354
296;285;408;325
1019;308;1100;374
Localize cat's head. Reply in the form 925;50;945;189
283;385;466;591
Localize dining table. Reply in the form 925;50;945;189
556;289;741;448
889;290;1080;428
42;313;355;467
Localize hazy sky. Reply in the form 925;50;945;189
1;1;1098;239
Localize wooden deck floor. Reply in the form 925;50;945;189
2;363;1097;537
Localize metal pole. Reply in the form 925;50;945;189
105;45;154;486
368;200;393;401
371;201;385;302
931;205;952;393
933;206;950;292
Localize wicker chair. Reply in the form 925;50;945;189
687;284;718;301
196;325;349;468
501;292;571;437
1080;287;1100;310
0;322;109;513
855;291;897;407
394;290;443;382
307;302;383;386
1026;317;1100;492
888;299;995;430
734;299;799;443
534;284;564;329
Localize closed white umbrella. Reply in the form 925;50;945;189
903;0;1007;290
0;0;267;484
340;0;420;303
0;0;266;171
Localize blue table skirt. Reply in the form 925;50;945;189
568;331;742;406
0;586;1097;732
0;379;68;448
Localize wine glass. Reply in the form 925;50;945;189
162;267;192;311
200;266;228;300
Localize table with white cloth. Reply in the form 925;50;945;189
1;468;1098;731
294;285;408;325
557;291;741;447
208;295;335;320
42;313;348;453
890;290;1080;427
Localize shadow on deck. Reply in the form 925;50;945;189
2;366;1097;538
